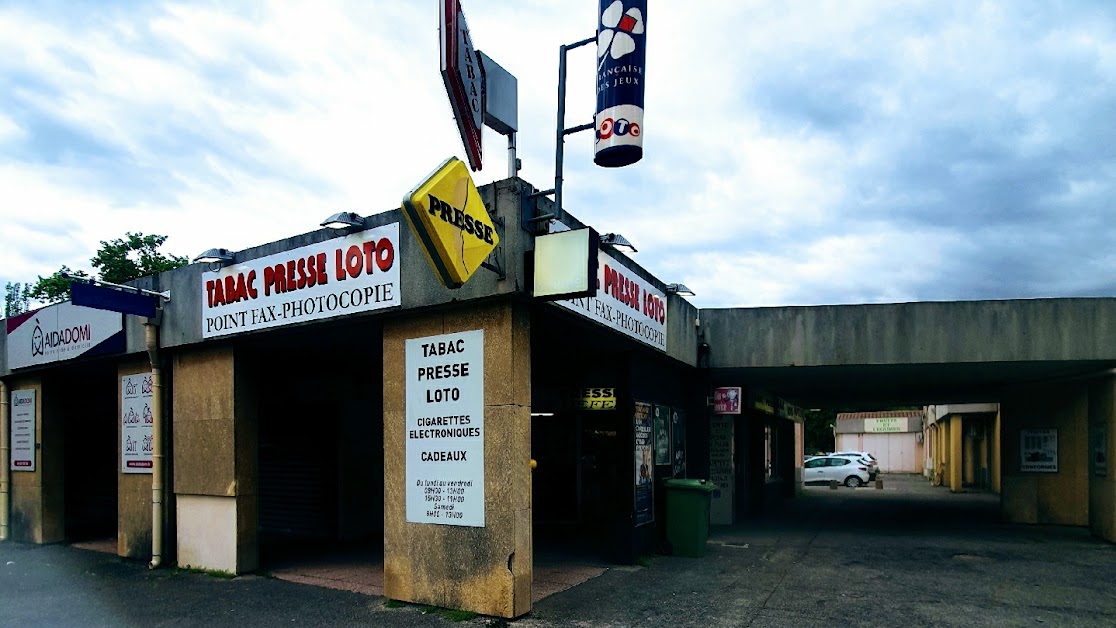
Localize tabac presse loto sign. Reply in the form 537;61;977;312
595;0;646;168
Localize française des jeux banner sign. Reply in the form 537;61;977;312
201;223;401;338
595;0;647;167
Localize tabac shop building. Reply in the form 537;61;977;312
2;163;793;619
6;165;1116;620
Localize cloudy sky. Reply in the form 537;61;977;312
1;1;1113;308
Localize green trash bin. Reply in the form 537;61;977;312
663;478;716;557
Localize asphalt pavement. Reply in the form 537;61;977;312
3;475;1115;627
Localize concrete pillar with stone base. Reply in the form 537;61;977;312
172;345;258;574
950;415;963;492
5;377;64;544
382;302;532;619
117;359;154;559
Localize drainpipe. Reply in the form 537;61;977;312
1;379;9;541
146;320;164;568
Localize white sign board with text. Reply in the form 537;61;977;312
865;417;907;433
406;330;485;527
10;389;36;471
201;223;401;338
709;415;734;525
121;373;154;473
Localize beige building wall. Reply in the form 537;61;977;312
1088;375;1116;542
6;377;64;544
118;359;153;559
1001;380;1089;526
837;432;922;473
172;344;257;574
382;302;532;619
992;409;1002;493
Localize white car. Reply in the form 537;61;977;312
803;455;871;487
833;451;879;480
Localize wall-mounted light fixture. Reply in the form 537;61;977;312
320;211;365;230
600;232;637;253
192;248;235;268
665;283;695;296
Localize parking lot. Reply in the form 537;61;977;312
521;474;1116;627
3;474;1115;627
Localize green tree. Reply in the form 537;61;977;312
803;408;837;455
26;266;90;304
803;406;922;456
4;281;31;318
27;233;187;304
91;233;188;285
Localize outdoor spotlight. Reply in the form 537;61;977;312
665;283;695;296
320;211;365;230
599;232;637;253
192;248;235;266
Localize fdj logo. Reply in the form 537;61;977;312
596;117;640;143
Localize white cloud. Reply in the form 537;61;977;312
0;114;23;143
1;1;1114;310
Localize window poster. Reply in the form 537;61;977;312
712;387;741;415
121;372;155;473
672;408;687;478
633;401;653;526
1020;428;1058;473
653;403;670;465
708;415;734;525
405;330;485;527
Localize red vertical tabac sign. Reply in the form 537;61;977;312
440;0;485;171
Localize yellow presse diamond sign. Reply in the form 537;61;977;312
401;157;499;288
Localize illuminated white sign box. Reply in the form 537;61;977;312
532;227;599;300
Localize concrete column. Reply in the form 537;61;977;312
929;425;937;479
383;302;532;619
172;345;257;574
940;419;950;485
978;422;989;489
118;360;153;559
950;415;963;493
1001;381;1088;526
992;410;1001;493
5;377;64;543
963;420;976;485
1088;375;1115;542
793;421;804;493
